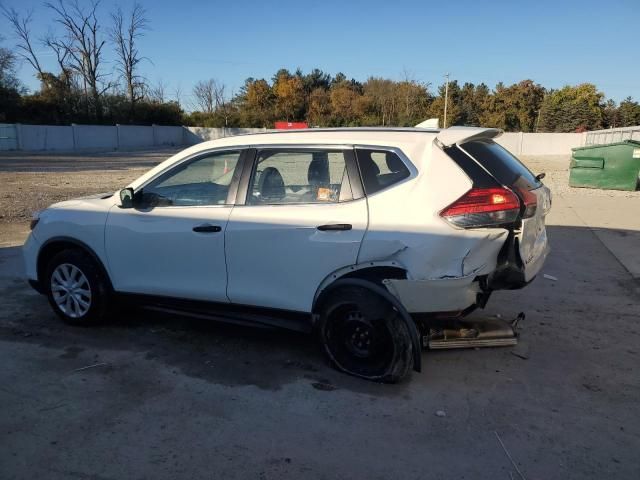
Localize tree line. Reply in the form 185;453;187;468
188;72;640;132
1;1;640;131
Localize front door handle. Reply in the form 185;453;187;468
193;224;222;233
317;223;352;231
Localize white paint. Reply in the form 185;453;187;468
104;204;232;301
435;126;502;147
226;200;368;311
24;127;551;316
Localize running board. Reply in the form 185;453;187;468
425;313;524;350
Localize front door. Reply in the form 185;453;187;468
225;148;368;312
105;149;243;302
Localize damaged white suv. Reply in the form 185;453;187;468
23;127;551;382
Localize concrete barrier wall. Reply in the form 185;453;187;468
154;126;184;146
1;124;266;151
117;125;154;149
17;125;75;150
2;123;585;155
73;125;118;150
496;132;584;156
184;127;267;145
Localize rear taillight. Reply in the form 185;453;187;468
440;187;521;228
514;186;537;218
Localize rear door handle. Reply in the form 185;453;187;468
193;224;222;233
317;223;352;231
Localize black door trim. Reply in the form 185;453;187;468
226;148;256;205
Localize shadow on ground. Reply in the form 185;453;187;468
0;225;638;395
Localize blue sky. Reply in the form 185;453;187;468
4;0;639;106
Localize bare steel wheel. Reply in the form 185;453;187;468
317;284;413;383
50;263;92;318
45;249;110;325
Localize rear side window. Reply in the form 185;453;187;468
460;141;540;189
247;150;353;205
355;149;410;195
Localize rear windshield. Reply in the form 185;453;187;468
461;140;540;189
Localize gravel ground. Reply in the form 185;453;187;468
0;149;177;232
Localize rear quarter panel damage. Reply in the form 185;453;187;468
357;143;508;313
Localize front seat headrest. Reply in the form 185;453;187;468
258;167;285;201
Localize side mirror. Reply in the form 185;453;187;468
120;187;135;208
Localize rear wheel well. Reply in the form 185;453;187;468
37;240;113;291
341;266;407;285
314;266;407;314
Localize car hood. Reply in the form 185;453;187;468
47;192;116;211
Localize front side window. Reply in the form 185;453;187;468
247;150;352;205
142;150;241;206
355;149;411;195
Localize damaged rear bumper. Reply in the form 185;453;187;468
383;274;481;314
382;230;549;314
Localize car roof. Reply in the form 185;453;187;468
128;126;501;190
196;126;502;149
199;127;440;148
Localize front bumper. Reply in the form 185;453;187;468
28;279;45;294
23;232;41;286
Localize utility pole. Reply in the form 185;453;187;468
443;73;450;129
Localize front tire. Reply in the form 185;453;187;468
45;249;110;326
317;285;413;383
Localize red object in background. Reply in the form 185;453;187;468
274;121;308;130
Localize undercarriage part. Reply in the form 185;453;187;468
423;312;525;350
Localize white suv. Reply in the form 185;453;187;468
23;127;551;382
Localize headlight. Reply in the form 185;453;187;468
30;211;41;230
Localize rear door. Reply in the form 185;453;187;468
459;140;551;281
225;147;367;312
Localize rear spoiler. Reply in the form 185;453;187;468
435;127;503;148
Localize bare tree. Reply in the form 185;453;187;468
192;78;228;124
110;2;148;113
192;79;217;113
173;83;183;107
42;31;72;87
149;79;167;103
1;6;44;78
0;35;20;89
214;83;230;126
45;0;109;119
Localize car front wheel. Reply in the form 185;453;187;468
317;285;413;383
45;249;110;326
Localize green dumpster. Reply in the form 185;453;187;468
569;140;640;191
